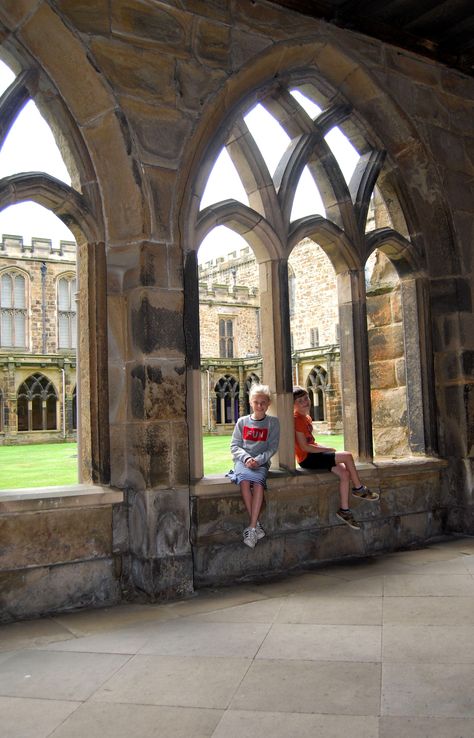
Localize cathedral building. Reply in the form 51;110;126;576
0;234;77;444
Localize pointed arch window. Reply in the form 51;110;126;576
57;275;77;349
244;372;261;415
17;373;58;431
307;366;327;422
190;74;435;478
0;270;27;348
215;375;239;424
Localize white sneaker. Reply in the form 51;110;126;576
243;527;257;549
255;521;266;540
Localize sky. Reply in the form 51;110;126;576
0;61;359;263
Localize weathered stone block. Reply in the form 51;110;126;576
121;98;193;168
128;360;186;422
145;165;177;242
370;360;396;389
195;18;230;68
125;422;174;490
128;288;185;357
0;507;113;569
90;36;177;102
175;58;226;112
128;552;193;600
0;559;120;623
55;0;110;33
373;427;410;457
112;1;191;53
368;324;404;361
372;387;408;426
367;293;393;328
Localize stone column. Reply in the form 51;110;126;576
258;257;294;469
108;241;194;601
401;277;437;454
337;268;373;461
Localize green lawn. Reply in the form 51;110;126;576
0;434;346;488
0;442;78;489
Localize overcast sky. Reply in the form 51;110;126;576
0;61;359;263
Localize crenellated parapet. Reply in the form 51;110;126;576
1;234;76;260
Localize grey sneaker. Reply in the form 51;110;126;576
243;527;257;548
352;485;379;501
255;521;266;540
336;508;361;530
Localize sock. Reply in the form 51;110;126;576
340;508;350;512
353;485;363;490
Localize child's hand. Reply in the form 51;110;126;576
245;458;258;469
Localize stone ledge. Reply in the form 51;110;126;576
191;457;447;498
0;485;124;513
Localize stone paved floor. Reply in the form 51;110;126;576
1;535;474;738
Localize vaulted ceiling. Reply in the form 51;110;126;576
268;0;474;77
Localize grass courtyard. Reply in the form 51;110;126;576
0;433;346;488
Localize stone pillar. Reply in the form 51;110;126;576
337;268;373;461
108;241;194;601
258;257;294;470
401;277;437;454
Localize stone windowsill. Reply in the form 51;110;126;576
0;484;124;513
191;456;448;498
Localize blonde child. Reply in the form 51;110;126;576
230;384;280;548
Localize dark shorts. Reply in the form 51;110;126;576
299;452;336;472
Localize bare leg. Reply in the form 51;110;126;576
249;483;264;528
334;451;362;488
240;481;253;523
331;463;351;509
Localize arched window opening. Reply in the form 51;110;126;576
198;226;262;468
289;238;342;436
190;72;429;478
0;60;100;484
17;373;58;432
0;270;27;348
214;375;239;425
244;372;261;415
306;366;327;422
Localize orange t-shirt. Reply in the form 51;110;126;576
294;411;315;464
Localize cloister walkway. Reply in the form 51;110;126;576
1;534;474;738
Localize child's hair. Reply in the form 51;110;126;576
293;386;308;400
249;383;271;401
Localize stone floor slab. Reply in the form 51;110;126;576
256;623;381;662
382;662;474;716
0;618;74;652
277;594;382;624
47;702;222;738
137;620;270;658
0;649;129;701
190;597;285;623
231;659;381;715
383;574;474;597
379;715;474;738
383;624;474;663
0;696;80;738
382;596;474;625
91;654;251;709
211;710;379;738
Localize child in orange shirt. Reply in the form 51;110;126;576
293;386;378;530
